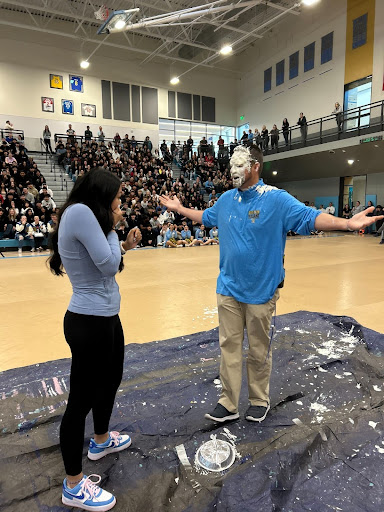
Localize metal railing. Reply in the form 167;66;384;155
253;99;384;156
39;138;50;164
54;134;146;148
0;128;24;140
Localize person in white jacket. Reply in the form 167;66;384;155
15;215;34;255
41;194;56;210
39;185;54;198
30;215;47;251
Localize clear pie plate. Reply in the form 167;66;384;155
195;438;236;472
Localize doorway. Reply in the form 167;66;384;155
343;76;372;130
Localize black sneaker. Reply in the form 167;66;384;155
380;240;384;245
205;403;239;423
245;404;270;422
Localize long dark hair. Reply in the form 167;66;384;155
48;168;123;276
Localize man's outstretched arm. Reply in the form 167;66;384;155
160;195;204;224
315;207;384;231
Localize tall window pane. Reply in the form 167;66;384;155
353;13;367;49
304;42;315;72
276;60;285;86
264;67;272;92
289;51;299;79
321;32;333;64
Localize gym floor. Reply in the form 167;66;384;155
1;232;382;373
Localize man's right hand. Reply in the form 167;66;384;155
160;194;181;212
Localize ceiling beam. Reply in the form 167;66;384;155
0;1;222;53
0;18;242;73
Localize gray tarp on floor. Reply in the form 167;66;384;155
1;311;384;511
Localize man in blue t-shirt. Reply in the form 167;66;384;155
160;145;383;424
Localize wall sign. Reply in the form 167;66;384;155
50;74;63;89
70;75;84;92
42;97;54;112
62;99;74;115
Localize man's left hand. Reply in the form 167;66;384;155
347;207;384;231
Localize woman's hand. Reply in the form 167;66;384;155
123;227;142;251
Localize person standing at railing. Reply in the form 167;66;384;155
217;135;225;157
66;124;76;145
97;126;105;143
282;118;290;146
261;125;269;153
270;125;279;152
4;120;13;137
253;129;262;151
297;112;307;145
84;126;93;141
187;135;194;158
43;125;53;154
333;102;343;131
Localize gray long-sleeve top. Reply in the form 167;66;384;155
58;203;121;316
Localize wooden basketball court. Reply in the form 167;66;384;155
1;233;382;373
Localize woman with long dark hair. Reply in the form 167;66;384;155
48;168;141;511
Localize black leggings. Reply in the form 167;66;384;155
60;311;124;476
44;139;53;153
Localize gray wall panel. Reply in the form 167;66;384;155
113;82;130;121
177;92;192;120
193;95;201;121
101;80;112;120
168;91;176;118
131;85;141;122
202;96;215;123
142;87;158;124
275;177;339;202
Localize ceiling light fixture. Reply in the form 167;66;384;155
170;77;180;85
301;0;321;6
220;45;233;55
80;60;90;69
97;8;140;34
114;19;127;30
348;159;354;165
272;171;278;175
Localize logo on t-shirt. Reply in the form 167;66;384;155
248;210;260;223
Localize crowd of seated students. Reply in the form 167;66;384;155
0;134;58;254
53;129;231;249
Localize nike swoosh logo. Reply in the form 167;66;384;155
68;492;85;500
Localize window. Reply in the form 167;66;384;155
289;51;299;79
276;60;285;86
264;67;272;93
353;13;368;49
159;119;235;149
304;42;315;72
321;32;333;64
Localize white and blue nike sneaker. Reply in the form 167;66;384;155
88;431;132;461
62;474;116;511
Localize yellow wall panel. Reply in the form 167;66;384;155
345;0;375;85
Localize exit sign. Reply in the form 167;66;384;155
240;115;244;121
360;135;383;144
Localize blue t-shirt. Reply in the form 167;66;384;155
202;179;321;304
164;229;178;241
181;229;191;239
58;203;121;316
195;228;206;240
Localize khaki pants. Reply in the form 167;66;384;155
217;290;280;412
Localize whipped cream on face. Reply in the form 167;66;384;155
230;146;253;188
